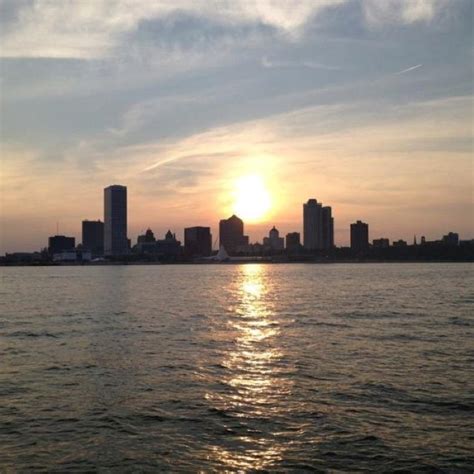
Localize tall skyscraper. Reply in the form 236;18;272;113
219;215;249;254
322;206;334;250
82;220;104;256
303;199;322;251
350;220;369;254
185;227;212;257
104;185;128;256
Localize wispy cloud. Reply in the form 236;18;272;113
261;56;341;71
0;0;343;59
0;0;452;59
395;64;423;75
363;0;449;27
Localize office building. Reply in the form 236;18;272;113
286;232;301;252
442;232;459;246
82;220;104;256
263;226;284;251
156;230;181;257
373;238;390;249
104;185;128;256
350;220;369;254
303;199;323;251
219;215;249;254
137;228;156;244
322;206;334;250
133;229;182;257
48;235;75;255
185;227;212;257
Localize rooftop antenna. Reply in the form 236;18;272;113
56;222;59;235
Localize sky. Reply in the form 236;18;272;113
0;0;473;253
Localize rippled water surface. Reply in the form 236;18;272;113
1;263;473;471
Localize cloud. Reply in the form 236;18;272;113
395;63;423;75
261;56;341;70
0;0;344;59
363;0;449;27
0;0;451;59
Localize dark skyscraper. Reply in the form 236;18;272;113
104;185;128;256
286;232;301;252
351;220;369;254
48;235;75;255
219;215;249;254
303;199;334;251
185;226;212;257
82;220;104;256
322;206;334;250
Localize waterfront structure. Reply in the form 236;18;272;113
303;199;322;251
53;249;91;262
442;232;459;246
322;206;334;250
350;220;369;254
156;230;181;257
373;238;390;249
137;229;156;244
133;229;181;258
104;185;128;256
185;227;212;257
134;229;156;254
82;220;104;256
48;235;75;255
263;226;284;251
286;232;301;252
303;199;334;251
219;215;249;254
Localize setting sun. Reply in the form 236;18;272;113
233;175;271;222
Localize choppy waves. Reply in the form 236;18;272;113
1;263;473;471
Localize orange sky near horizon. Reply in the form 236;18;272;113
0;1;473;253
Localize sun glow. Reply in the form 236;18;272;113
233;175;271;222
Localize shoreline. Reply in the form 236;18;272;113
1;259;473;267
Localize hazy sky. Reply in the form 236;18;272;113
1;0;473;252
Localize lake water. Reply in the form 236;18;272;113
1;263;473;471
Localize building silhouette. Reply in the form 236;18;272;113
82;220;104;256
104;185;128;256
134;229;181;258
286;232;301;252
303;199;322;250
156;230;181;257
350;220;369;254
219;215;249;254
48;235;75;255
442;232;459;246
322;206;334;250
304;199;334;251
263;226;284;251
185;227;212;257
373;238;390;249
137;228;156;244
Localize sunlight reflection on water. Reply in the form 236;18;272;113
207;264;291;469
1;264;473;471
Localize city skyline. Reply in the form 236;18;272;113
1;1;473;253
3;181;471;255
1;182;473;254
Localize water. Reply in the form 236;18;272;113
1;263;473;472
